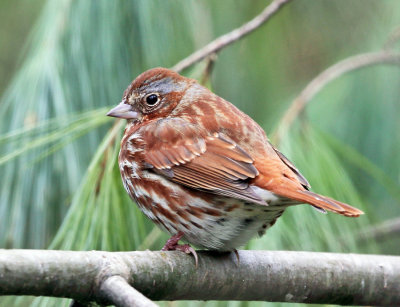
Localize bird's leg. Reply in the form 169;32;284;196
161;232;184;250
161;231;198;267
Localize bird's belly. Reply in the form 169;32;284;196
124;171;285;250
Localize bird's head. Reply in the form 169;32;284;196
107;67;193;122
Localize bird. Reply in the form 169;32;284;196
107;67;363;263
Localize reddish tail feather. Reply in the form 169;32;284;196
284;189;364;217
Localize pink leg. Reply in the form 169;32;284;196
161;232;198;267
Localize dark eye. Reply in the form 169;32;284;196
145;94;159;106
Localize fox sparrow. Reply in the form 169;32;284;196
107;67;363;259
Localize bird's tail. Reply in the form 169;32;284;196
252;158;364;217
277;189;363;217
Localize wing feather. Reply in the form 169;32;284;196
269;142;310;189
142;118;265;205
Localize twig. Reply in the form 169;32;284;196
200;53;217;86
273;51;400;144
172;0;292;73
358;217;400;242
0;249;399;305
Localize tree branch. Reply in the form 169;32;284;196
99;276;157;307
273;51;400;144
172;0;292;73
358;217;400;242
0;249;399;306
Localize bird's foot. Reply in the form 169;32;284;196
161;232;198;267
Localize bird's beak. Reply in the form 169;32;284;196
106;101;139;119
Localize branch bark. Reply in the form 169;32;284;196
99;276;157;307
172;0;292;73
0;249;399;306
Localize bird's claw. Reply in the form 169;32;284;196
175;244;198;267
161;232;198;267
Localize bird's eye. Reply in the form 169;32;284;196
145;94;159;106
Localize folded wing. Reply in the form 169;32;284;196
142;118;266;205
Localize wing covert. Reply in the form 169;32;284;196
142;118;265;205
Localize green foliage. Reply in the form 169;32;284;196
0;0;207;249
0;0;399;306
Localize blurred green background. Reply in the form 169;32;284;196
0;0;399;306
